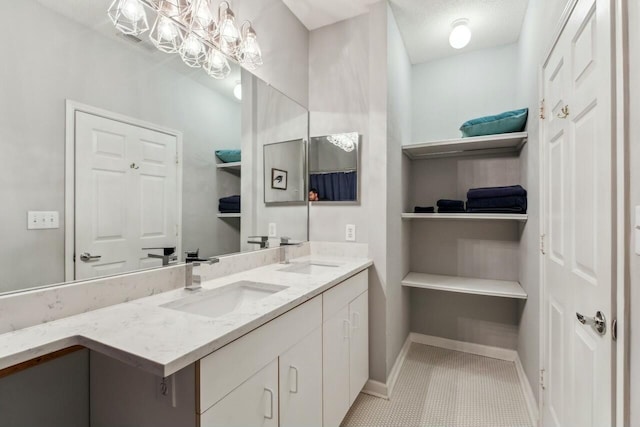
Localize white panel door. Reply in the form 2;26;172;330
200;359;278;427
75;112;178;280
323;304;350;427
349;291;369;405
279;328;323;427
542;0;613;426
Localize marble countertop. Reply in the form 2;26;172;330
0;255;372;377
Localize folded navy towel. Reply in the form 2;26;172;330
414;206;435;213
467;196;527;211
438;208;466;213
219;207;241;213
467;207;526;214
219;195;240;204
467;185;526;200
437;199;465;209
219;201;240;209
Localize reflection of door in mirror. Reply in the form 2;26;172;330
309;133;359;203
73;110;180;281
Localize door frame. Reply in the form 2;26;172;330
537;0;629;425
64;100;184;282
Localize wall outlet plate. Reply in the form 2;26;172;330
27;211;59;230
346;224;356;242
268;223;277;238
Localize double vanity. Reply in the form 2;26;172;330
0;244;371;427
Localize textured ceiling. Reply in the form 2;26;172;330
35;0;241;100
389;0;529;64
282;0;380;30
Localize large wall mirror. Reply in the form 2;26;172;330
309;133;360;203
0;0;308;295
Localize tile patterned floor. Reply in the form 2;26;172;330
342;343;533;427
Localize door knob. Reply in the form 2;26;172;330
576;311;606;335
79;252;102;262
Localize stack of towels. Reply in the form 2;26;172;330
437;199;466;213
466;185;527;213
219;195;240;213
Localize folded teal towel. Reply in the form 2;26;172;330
215;149;241;163
460;108;528;138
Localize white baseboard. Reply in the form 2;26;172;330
515;355;540;427
361;334;412;400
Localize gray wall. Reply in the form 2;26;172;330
412;43;520;141
0;0;242;294
628;0;639;423
515;0;572;402
0;350;89;427
308;3;390;382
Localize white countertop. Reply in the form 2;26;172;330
0;255;371;377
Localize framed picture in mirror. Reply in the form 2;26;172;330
271;168;288;190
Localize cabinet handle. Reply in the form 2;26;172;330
343;319;351;339
352;311;360;329
264;387;274;419
289;366;299;393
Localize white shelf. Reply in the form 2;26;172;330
217;213;241;218
402;213;527;222
402;272;527;299
216;162;241;172
403;132;528;160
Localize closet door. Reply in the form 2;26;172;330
542;0;614;426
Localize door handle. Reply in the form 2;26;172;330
264;388;274;419
289;366;298;393
576;311;606;335
79;253;102;262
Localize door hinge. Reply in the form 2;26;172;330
540;368;546;390
175;224;179;237
175;155;179;165
540;234;546;255
540;99;546;119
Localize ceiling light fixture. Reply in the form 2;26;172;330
108;0;263;81
449;19;471;49
327;133;358;153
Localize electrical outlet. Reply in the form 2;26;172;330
27;211;59;230
268;223;277;237
345;224;356;242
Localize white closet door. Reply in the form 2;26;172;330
75;112;178;280
542;0;613;426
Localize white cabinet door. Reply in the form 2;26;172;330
200;359;278;427
323;305;351;427
280;328;323;427
349;290;369;405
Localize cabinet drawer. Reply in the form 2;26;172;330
323;270;368;320
198;296;322;413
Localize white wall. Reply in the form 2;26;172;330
308;2;390;382
385;5;412;377
412;43;520;142
515;0;571;403
628;0;640;423
0;1;242;294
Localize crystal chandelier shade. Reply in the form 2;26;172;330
328;133;358;153
108;0;263;81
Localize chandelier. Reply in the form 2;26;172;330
107;0;263;80
327;133;358;153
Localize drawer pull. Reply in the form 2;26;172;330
289;366;299;393
264;387;274;419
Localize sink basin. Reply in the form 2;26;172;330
279;261;341;275
162;281;288;319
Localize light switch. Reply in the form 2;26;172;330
346;224;356;242
268;223;277;238
27;211;59;230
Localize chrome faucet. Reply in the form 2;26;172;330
144;247;178;266
247;236;269;249
279;237;303;264
184;250;219;291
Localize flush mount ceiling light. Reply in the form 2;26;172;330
449;18;471;49
108;0;263;80
327;133;358;153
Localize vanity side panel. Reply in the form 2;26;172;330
0;349;89;427
90;351;196;427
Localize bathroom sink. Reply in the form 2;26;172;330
162;281;288;319
279;261;341;275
